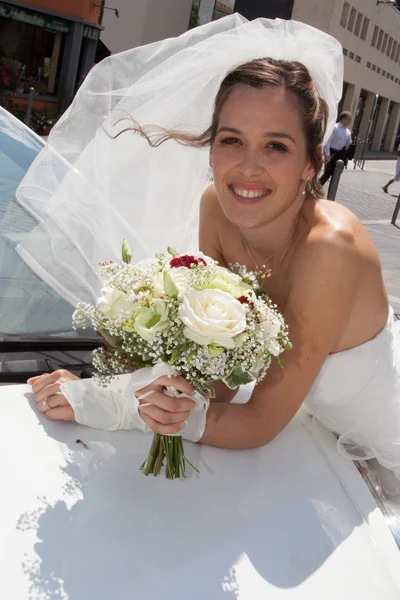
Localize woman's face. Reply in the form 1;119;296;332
210;85;316;229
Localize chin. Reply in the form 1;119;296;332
220;201;266;229
217;189;269;229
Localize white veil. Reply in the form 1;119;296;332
15;14;343;306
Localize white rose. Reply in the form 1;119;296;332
179;289;246;349
96;286;136;320
207;266;248;298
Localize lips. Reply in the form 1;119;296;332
229;184;272;203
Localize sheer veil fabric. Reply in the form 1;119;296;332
15;14;343;306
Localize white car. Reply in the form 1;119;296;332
0;107;399;599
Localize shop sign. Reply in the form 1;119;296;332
83;25;99;41
0;2;70;33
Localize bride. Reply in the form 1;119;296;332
21;16;400;481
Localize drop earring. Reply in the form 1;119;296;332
302;176;310;196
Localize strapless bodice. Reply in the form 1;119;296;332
304;306;400;473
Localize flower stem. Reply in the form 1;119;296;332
140;434;198;479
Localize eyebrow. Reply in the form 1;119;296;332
217;127;296;145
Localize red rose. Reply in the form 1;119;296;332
238;296;255;310
170;255;206;269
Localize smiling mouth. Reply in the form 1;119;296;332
229;185;272;201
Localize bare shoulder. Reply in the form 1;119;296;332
200;184;224;218
291;199;366;286
199;185;227;264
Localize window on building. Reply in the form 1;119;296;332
354;12;363;36
340;2;350;27
0;17;65;96
377;67;381;73
396;44;400;62
366;61;371;68
391;41;397;60
347;7;357;32
361;17;369;40
396;77;399;83
387;37;393;57
391;74;394;80
372;64;376;71
382;69;386;75
349;51;355;59
386;72;390;78
371;25;378;46
382;33;388;53
212;0;237;21
343;47;348;56
355;55;361;63
377;29;383;50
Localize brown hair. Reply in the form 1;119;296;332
112;58;328;198
338;110;352;122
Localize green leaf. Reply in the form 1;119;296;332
208;344;224;357
167;246;179;256
97;328;123;348
163;270;179;298
223;367;254;389
121;238;132;264
156;252;165;262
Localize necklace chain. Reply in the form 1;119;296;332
240;214;300;270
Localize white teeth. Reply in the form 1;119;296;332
232;186;268;199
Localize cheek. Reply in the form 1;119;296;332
212;146;238;174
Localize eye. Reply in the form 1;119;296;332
266;142;288;152
220;137;241;145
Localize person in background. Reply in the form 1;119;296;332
382;144;400;194
319;111;352;186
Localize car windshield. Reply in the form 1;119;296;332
0;107;77;336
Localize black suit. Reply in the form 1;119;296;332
319;146;348;186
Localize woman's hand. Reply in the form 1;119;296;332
136;375;197;435
28;369;78;421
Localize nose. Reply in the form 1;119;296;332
238;148;264;178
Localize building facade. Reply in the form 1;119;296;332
192;0;400;152
0;0;101;115
292;0;400;152
100;0;193;56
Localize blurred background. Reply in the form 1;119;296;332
0;0;399;149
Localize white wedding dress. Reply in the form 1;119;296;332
304;306;400;483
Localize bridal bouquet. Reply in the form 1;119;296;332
73;241;291;479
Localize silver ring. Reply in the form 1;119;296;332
42;399;48;408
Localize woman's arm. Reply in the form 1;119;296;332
199;232;363;448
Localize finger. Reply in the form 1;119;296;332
31;369;73;392
31;371;61;392
36;394;68;413
27;376;41;385
35;383;63;404
139;403;190;425
45;406;75;422
140;412;186;435
138;390;195;413
154;375;194;396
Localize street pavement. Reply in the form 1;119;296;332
326;159;400;317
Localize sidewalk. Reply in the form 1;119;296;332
331;159;400;315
